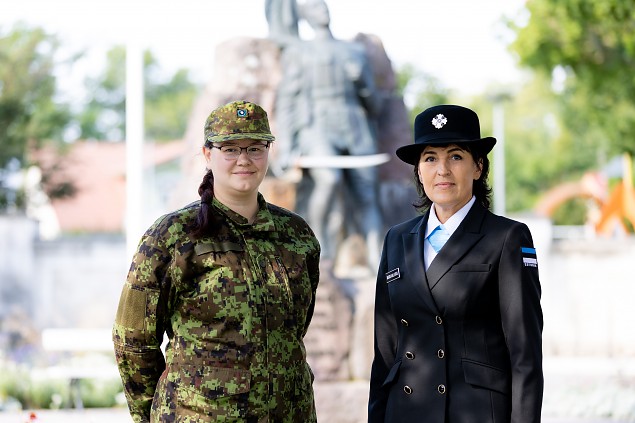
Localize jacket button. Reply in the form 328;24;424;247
403;385;413;395
405;351;415;360
437;384;446;394
435;315;443;325
437;349;445;359
400;318;409;326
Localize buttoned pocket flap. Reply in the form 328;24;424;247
462;359;510;394
179;366;251;399
195;241;243;255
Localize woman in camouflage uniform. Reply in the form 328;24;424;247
113;100;320;422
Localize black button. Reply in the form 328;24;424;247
403;385;412;394
435;315;443;325
437;384;446;394
437;349;445;359
405;351;415;360
400;319;409;326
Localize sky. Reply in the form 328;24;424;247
1;0;529;99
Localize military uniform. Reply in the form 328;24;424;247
113;194;320;422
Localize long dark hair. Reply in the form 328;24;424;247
412;143;492;213
192;170;216;238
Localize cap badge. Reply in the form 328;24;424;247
431;114;447;129
237;108;249;118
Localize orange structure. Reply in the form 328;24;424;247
594;153;635;235
534;153;635;236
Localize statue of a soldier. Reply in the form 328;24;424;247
266;0;385;271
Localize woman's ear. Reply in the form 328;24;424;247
474;158;484;180
202;146;212;166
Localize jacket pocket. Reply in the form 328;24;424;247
381;360;402;388
175;366;251;418
450;264;491;272
461;358;510;394
178;366;251;399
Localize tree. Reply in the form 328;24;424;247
0;24;74;210
510;0;635;157
78;46;199;142
396;63;451;126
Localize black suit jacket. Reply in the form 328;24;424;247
368;204;543;423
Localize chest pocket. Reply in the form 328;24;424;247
193;241;244;273
449;263;491;273
181;241;249;322
195;241;244;256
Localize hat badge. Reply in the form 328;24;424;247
237;108;249;118
431;114;447;129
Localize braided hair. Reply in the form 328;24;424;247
192;169;217;238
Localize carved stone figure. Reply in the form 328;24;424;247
266;0;384;270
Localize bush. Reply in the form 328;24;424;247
0;361;124;409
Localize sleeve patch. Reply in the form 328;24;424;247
115;286;148;330
521;247;538;268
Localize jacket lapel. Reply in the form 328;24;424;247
426;204;487;290
402;213;440;313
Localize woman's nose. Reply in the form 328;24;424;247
437;161;450;175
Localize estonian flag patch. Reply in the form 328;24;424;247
521;247;538;268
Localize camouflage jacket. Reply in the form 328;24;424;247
113;194;320;422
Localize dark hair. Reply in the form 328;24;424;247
412;143;492;213
192;170;216;238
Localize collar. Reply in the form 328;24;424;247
426;196;476;237
212;193;276;232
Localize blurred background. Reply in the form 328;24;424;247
1;0;634;422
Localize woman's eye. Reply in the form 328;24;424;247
451;154;463;160
224;147;239;154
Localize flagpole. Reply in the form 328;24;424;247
125;42;144;260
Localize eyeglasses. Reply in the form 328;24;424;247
210;143;270;160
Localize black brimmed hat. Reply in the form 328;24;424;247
396;104;496;165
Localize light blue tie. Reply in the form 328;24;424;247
428;225;450;253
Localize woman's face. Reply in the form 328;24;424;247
202;138;270;202
417;144;482;220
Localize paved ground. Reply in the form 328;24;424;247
0;408;625;423
3;363;634;423
1;380;629;423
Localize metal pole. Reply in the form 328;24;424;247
493;101;506;216
125;43;144;260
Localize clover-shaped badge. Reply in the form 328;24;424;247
431;114;447;129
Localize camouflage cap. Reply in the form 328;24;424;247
204;100;275;144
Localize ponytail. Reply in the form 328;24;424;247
193;170;215;238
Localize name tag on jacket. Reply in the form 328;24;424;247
386;268;401;283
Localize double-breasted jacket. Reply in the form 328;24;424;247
369;203;543;423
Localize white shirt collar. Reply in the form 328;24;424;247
426;196;476;237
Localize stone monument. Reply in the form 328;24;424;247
171;1;414;382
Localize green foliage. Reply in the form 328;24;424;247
551;198;589;226
79;47;126;141
510;0;635;157
78;46;199;142
0;364;70;409
396;63;451;125
0;25;71;167
77;378;124;408
145;68;199;141
0;24;75;210
0;361;124;409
